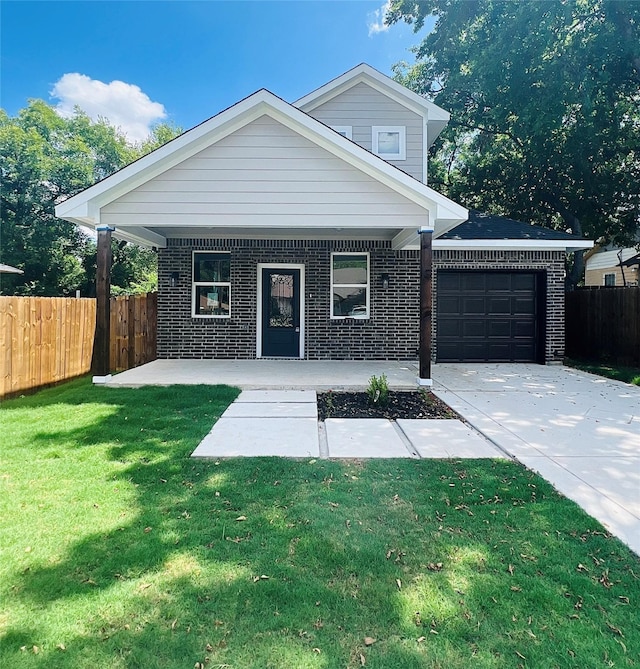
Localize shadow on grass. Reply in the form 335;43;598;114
2;378;639;668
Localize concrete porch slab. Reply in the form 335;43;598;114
325;419;415;458
191;417;319;458
397;419;506;459
107;359;419;390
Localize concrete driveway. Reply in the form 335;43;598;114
432;363;640;556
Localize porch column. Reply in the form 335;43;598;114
417;225;433;386
92;225;114;382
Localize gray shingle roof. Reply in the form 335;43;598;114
441;210;587;241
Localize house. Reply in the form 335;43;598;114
55;64;591;382
584;246;639;286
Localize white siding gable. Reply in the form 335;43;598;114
100;115;429;233
585;248;638;271
305;82;424;182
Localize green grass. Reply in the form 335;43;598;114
566;359;640;386
1;378;639;669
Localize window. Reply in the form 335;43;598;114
331;125;352;140
331;252;369;319
193;252;231;317
603;273;616;286
372;126;406;160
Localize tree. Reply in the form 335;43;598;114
0;101;182;295
387;0;640;285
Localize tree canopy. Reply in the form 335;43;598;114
0;101;181;296
388;0;640;284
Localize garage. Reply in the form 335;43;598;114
436;270;544;362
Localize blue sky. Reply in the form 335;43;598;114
1;0;433;142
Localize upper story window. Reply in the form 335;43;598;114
331;125;352;139
331;252;370;319
603;273;616;286
372;126;406;161
192;252;231;318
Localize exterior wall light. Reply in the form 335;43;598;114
381;273;390;290
170;271;180;288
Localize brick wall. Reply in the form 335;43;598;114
158;239;419;360
433;249;566;363
158;240;565;363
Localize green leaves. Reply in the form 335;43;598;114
0;101;181;296
390;0;640;284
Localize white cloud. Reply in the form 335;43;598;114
367;0;391;36
50;73;167;143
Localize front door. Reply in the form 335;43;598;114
261;268;301;357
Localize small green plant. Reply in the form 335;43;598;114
367;373;389;406
324;389;335;416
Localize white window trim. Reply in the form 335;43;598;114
330;252;370;320
603;272;616;286
372;125;406;161
192;251;231;319
330;125;352;140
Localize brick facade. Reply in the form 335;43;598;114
158;240;565;363
158;239;420;360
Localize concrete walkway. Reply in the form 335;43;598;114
191;389;503;460
433;364;640;555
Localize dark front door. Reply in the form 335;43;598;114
436;270;544;363
261;268;301;357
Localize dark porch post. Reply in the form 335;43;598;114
92;225;114;379
418;225;433;385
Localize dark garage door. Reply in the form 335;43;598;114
436;271;543;362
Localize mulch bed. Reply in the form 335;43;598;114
317;390;458;421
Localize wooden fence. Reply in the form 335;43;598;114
1;292;157;398
109;292;157;372
1;297;96;398
565;287;640;366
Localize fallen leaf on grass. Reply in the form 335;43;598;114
417;636;426;643
515;650;526;660
618;596;630;604
576;563;589;573
510;586;522;592
364;637;376;646
171;619;178;630
313;648;321;654
144;526;152;533
427;562;443;572
56;644;66;651
606;622;624;637
252;575;270;582
508;564;514;575
235;516;247;522
360;653;366;666
396;579;402;590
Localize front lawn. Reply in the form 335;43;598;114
566;359;640;386
1;379;638;669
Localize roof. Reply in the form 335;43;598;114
0;263;24;274
55;86;467;248
294;63;449;149
437;210;593;252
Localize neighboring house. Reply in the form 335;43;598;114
55;64;591;376
584;247;639;287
